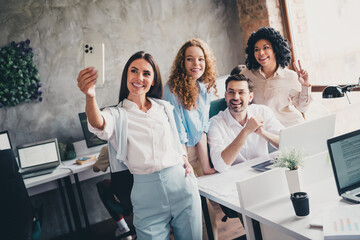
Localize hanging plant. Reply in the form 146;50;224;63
0;39;43;108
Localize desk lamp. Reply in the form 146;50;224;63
322;77;360;104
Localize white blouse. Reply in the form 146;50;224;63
241;67;312;127
89;98;183;175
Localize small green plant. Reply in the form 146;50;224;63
272;148;304;171
0;39;42;108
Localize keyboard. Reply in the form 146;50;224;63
21;168;55;179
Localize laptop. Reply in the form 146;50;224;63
17;138;61;179
252;113;336;172
0;130;12;150
327;129;360;203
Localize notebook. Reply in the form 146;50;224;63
327;129;360;203
252;113;336;172
17;138;61;179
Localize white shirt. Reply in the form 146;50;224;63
89;98;183;175
208;104;283;172
241;67;312;127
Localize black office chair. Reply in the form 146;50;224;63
0;149;35;240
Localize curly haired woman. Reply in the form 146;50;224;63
164;38;219;240
164;38;218;176
241;27;312;127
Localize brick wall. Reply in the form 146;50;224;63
236;0;285;44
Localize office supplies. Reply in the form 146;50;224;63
327;129;360;203
251;159;274;172
309;212;323;229
78;112;107;148
17;138;61;179
75;155;96;165
0;130;12;150
323;205;360;239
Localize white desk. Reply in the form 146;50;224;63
23;143;108;237
24;140;106;195
198;152;278;239
24;167;71;196
198;152;278;212
197;151;353;240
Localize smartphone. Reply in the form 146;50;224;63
83;43;105;86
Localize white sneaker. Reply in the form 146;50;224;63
115;228;132;240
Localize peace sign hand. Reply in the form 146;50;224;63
293;60;310;87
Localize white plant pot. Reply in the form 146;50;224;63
285;169;303;194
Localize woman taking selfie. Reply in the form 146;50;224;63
77;51;202;240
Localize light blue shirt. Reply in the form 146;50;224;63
164;81;211;147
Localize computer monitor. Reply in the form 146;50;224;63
279;113;336;156
0;130;12;150
17;138;61;175
78;112;107;148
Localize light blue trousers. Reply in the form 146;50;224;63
131;164;202;240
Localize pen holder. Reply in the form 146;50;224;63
290;192;310;217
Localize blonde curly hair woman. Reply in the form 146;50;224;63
164;38;218;176
164;38;219;240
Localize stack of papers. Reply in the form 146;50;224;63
323;205;360;240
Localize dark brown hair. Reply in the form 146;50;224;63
118;51;162;103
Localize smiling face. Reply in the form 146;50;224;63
184;46;205;81
126;58;154;100
225;80;253;114
254;39;277;70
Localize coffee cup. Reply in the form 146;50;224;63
290;192;310;217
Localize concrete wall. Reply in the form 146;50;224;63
0;0;245;238
0;0;245;148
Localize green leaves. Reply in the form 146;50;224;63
0;39;43;107
271;148;304;171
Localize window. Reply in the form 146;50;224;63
286;0;360;86
284;0;360;135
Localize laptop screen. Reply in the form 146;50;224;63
17;138;61;173
327;129;360;194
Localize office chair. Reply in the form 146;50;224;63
0;149;35;240
209;98;227;119
96;172;136;239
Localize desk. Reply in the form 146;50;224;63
197;151;351;240
23;145;108;238
61;156;109;233
198;153;277;239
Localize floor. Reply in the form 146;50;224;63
51;200;246;240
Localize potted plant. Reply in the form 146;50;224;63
272;148;304;194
